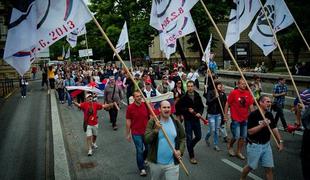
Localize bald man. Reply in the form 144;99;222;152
145;100;186;180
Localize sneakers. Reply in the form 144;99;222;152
92;143;98;149
214;146;221;151
236;153;246;160
113;126;118;131
88;149;93;156
228;148;236;156
190;158;198;164
140;169;147;176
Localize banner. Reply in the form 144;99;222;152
66;86;104;95
225;0;260;47
202;34;212;64
249;0;294;56
150;0;198;31
129;92;175;115
4;0;92;75
159;12;196;59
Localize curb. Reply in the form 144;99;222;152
50;89;71;180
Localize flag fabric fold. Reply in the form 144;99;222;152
66;25;86;48
249;0;294;56
4;0;92;75
114;21;129;56
202;34;212;64
129;92;175;115
225;0;260;48
159;12;196;59
150;0;198;31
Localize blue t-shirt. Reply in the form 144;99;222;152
157;117;176;165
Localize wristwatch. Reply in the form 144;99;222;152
279;140;284;143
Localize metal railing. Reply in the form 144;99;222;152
0;79;14;97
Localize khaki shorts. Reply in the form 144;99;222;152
86;124;98;137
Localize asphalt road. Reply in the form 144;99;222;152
0;80;52;179
58;93;303;180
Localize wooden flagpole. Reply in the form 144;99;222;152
81;1;189;176
194;31;225;118
294;21;310;51
199;0;280;147
257;0;304;107
281;0;310;51
127;42;133;68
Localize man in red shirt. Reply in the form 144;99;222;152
126;91;150;176
73;93;113;156
224;79;254;160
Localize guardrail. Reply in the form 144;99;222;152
0;79;14;98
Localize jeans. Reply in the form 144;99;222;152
57;88;65;102
149;162;179;180
205;114;221;145
109;107;118;127
132;135;148;170
230;120;247;140
274;104;288;128
66;91;72;106
20;85;27;96
184;119;201;158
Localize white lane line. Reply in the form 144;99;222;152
221;158;263;180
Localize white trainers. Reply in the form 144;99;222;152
92;143;98;149
140;169;147;176
88;149;92;156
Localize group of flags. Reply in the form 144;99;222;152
2;0;299;76
3;0;92;75
225;0;294;56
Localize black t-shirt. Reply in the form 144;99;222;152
247;110;276;144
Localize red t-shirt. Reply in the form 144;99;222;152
126;102;149;135
80;102;103;126
227;89;254;122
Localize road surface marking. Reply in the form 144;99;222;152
221;158;263;180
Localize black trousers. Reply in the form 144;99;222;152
302;129;310;180
109;107;118;127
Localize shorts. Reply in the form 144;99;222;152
230;120;247;139
86;124;98;137
247;142;274;170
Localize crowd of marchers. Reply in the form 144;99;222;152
23;58;310;180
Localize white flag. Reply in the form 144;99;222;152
62;46;65;58
65;47;70;59
249;0;294;56
150;0;198;31
4;0;92;75
114;21;129;56
159;12;196;59
225;0;261;47
202;34;212;64
66;25;87;48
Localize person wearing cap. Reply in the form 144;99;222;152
104;76;124;130
272;77;288;130
156;76;171;94
73;93;113;156
143;78;161;98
